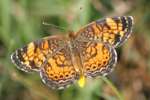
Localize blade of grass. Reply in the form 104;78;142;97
0;0;11;47
101;76;124;100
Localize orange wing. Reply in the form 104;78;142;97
76;16;133;47
76;41;117;77
40;45;79;89
11;36;67;72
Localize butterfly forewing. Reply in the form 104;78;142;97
76;16;133;47
11;36;67;72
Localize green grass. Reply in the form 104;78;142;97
0;0;150;100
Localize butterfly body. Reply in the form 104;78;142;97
11;16;133;89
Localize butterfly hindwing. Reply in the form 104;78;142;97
76;40;117;77
40;44;80;89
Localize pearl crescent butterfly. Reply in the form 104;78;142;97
11;16;133;89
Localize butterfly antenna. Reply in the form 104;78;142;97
42;22;67;32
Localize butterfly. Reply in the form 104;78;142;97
11;16;133;89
